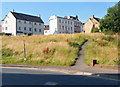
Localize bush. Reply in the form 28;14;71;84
68;42;80;48
102;36;115;42
91;28;99;33
2;48;14;57
103;30;116;35
97;40;108;46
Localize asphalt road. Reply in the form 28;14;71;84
0;67;120;85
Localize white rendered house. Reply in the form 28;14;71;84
2;10;44;36
49;15;83;34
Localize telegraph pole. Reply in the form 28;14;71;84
23;40;26;61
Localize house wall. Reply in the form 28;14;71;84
57;18;74;34
74;20;83;33
84;19;93;33
84;16;100;33
44;30;50;35
2;11;44;36
2;12;16;35
49;15;83;34
16;20;44;35
49;16;58;34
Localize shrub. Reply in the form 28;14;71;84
102;36;115;42
97;40;108;46
2;48;14;57
68;42;80;48
91;28;99;33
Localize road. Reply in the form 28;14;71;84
0;67;120;86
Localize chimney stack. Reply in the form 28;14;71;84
38;14;41;17
11;9;14;12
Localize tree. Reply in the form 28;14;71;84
100;1;120;34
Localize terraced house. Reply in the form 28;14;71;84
49;15;83;34
2;10;44;36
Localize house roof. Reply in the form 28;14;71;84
11;11;44;23
44;25;49;30
94;17;100;22
57;16;79;21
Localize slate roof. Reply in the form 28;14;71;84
11;11;44;23
94;17;100;22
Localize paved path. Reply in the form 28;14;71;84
71;39;119;74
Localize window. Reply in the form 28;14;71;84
34;28;37;32
62;26;64;30
24;21;26;24
71;22;72;25
29;28;31;31
19;27;21;30
71;27;72;31
39;29;41;32
5;21;7;24
45;31;47;33
5;27;7;30
29;22;31;24
65;26;67;30
68;21;69;24
68;27;70;30
34;22;36;25
62;20;64;23
24;27;26;30
59;25;61;29
59;19;61;23
65;20;67;24
39;23;41;25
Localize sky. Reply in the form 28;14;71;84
1;2;117;25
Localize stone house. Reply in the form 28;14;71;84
84;15;100;33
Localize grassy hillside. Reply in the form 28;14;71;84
1;33;119;66
2;34;88;66
84;33;119;65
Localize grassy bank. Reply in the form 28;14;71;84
2;33;88;66
84;33;119;65
1;33;119;66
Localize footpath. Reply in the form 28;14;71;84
1;39;120;81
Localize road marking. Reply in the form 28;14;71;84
44;82;58;85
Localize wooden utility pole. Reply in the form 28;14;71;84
24;40;26;61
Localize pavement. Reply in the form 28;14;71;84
0;39;120;82
1;67;119;85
